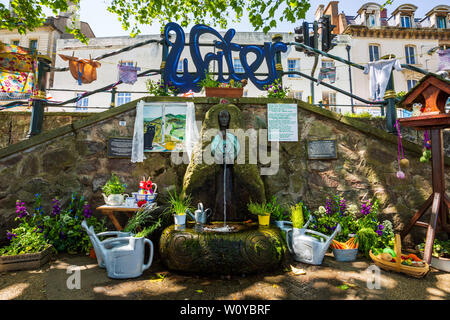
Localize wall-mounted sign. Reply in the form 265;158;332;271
107;137;133;158
267;103;298;142
163;22;287;93
307;140;337;160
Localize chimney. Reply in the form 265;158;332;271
381;8;388;18
59;1;80;29
59;1;77;18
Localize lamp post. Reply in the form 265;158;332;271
346;45;354;114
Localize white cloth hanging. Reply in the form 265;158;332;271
131;100;146;163
364;59;402;101
184;102;200;161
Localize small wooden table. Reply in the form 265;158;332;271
96;205;140;231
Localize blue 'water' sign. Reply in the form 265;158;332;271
163;22;288;93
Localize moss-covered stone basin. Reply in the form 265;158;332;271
159;223;287;274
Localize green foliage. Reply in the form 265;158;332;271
199;72;219;89
267;196;289;221
290;203;304;229
263;78;290;98
0;0;88;44
0;194;106;256
146;79;179;96
124;203;170;238
102;173;127;196
166;189;192;215
247;200;274;216
107;0;311;37
3;0;312;44
42;194;106;254
418;238;450;258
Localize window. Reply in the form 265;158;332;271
322;60;335;68
401;15;411;28
328;92;336;106
12;40;20;46
407;79;418;91
75;94;88;111
366;14;376;27
369;45;380;62
117;92;131;106
293;91;303;100
29;40;38;53
233;57;244;74
243;90;248;97
405;45;416;64
287;59;300;78
119;61;134;67
437;16;447;29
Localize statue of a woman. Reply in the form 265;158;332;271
210;110;240;221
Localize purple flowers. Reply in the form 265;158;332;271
16;201;27;218
376;224;384;236
82;203;92;218
6;231;17;240
51;199;61;216
339;198;347;214
325;198;333;215
361;201;372;216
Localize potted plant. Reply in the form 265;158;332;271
268;196;290;229
102;173;128;206
0;198;53;272
417;239;450;272
247;200;273;226
263;78;290;98
166;189;192;226
200;72;247;98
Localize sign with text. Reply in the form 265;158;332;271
267;103;298;142
307;140;337;160
107;137;133;158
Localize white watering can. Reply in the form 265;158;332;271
186;203;212;225
81;220;154;279
285;215;341;265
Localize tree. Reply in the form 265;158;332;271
1;0;312;44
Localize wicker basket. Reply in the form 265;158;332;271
369;234;430;278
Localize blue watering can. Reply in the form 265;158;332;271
81;220;154;279
285;216;341;265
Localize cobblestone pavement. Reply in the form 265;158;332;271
0;253;449;300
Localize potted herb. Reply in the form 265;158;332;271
263;78;290;98
0;198;53;272
146;79;179;96
166;189;192;226
247;200;273;226
102;173;128;206
417;239;450;272
200;72;247;98
268;196;290;229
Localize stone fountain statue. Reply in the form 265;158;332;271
182;103;265;221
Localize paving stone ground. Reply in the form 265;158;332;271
1;252;449;300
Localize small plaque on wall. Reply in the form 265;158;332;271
107;137;133;158
307;140;337;160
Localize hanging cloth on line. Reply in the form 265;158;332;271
364;59;402;102
117;64;141;85
0;42;37;100
437;49;450;72
59;54;101;85
317;67;336;86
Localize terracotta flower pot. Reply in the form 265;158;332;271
205;87;243;98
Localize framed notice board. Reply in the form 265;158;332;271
107;137;133;158
307;139;337;160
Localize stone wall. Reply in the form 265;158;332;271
0;111;91;148
0;97;448;247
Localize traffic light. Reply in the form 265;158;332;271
294;21;310;52
321;15;337;52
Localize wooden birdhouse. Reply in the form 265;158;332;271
400;74;450;116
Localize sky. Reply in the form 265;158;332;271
0;0;447;37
